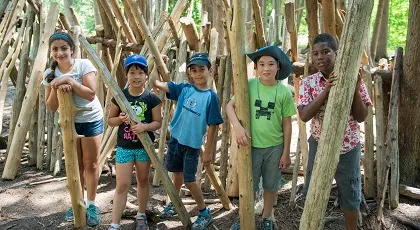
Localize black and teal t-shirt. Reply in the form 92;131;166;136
111;88;161;149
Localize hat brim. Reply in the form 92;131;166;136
246;46;292;80
187;59;211;68
125;61;148;72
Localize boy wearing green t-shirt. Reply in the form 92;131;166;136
226;46;296;230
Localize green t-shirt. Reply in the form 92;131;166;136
233;78;296;148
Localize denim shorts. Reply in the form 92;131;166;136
116;147;150;164
304;135;362;211
164;136;200;182
74;119;104;137
252;144;284;192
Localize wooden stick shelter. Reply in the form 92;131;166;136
299;1;374;229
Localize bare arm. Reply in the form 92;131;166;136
279;116;292;169
107;103;127;127
153;80;169;93
131;104;163;134
351;76;368;122
226;99;250;146
202;124;218;166
49;72;97;101
45;86;59;112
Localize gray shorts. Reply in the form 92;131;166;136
304;136;362;211
252;144;284;192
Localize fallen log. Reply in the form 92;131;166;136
399;184;420;200
86;36;142;53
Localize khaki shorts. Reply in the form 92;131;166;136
252;144;284;192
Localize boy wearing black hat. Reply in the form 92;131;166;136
226;46;296;230
154;53;223;230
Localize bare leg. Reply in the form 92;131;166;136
343;209;358;230
81;134;102;201
76;138;84;199
111;161;135;224
173;172;184;194
262;190;277;218
184;182;206;210
135;161;151;213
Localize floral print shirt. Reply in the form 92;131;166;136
298;72;372;153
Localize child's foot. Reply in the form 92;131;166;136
108;226;120;230
192;208;212;230
230;218;240;230
64;207;74;222
136;214;149;230
261;217;274;230
159;203;176;219
86;204;101;227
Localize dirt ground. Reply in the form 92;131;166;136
1;83;420;230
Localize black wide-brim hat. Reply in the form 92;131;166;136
246;46;292;80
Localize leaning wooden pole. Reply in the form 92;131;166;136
2;3;59;180
57;90;86;229
79;35;192;229
388;47;402;209
299;0;374;229
227;0;255;228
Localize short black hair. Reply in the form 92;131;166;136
313;33;339;52
125;63;148;74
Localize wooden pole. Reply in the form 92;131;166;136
37;86;46;170
180;17;200;52
362;66;375;199
79;35;192;229
299;0;374;229
57;90;86;229
227;0;255;228
220;56;232;188
204;164;232;210
375;75;386;200
321;0;336;37
109;0;137;43
28;98;39;166
2;3;59;180
251;0;267;48
86;36;142;53
388;47;402;209
126;0;170;82
120;0;143;44
46;110;54;170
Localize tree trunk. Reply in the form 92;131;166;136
251;0;267;48
213;0;227;55
227;0;255;228
220;56;232;188
299;0;374;229
2;3;59;180
370;0;386;62
375;0;389;61
321;0;336;37
399;0;420;186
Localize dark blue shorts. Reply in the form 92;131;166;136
74;119;104;137
164;136;200;182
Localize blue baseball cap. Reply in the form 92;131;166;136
246;46;292;80
187;52;211;68
124;54;148;73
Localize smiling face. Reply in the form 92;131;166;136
189;64;211;89
127;64;147;88
256;56;279;84
50;39;73;65
312;42;336;77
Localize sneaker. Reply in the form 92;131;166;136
64;208;74;222
230;218;240;230
136;214;149;230
261;218;274;230
86;204;101;227
192;208;212;230
160;203;176;219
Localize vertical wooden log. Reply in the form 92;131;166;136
121;0;144;43
375;0;389;61
299;0;374;229
53;135;63;176
71;25;81;59
251;0;267;48
79;35;192;229
213;0;227;55
46;110;54;170
228;0;255;228
57;90;86;228
2;3;59;180
28;98;39;166
321;0;336;37
388;47;402;209
370;0;386;62
375;75;386;200
362;66;375;199
50;112;59;172
285;0;298;62
226;128;239;197
179;17;200;52
37;86;46;170
109;0;137;43
220;56;232;188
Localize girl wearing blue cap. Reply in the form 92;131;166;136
43;31;104;226
226;46;296;230
108;54;162;230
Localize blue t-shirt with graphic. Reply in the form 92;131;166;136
167;82;223;149
111;88;161;149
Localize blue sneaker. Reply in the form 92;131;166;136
136;214;149;230
160;203;176;219
86;204;101;226
261;218;274;230
64;208;74;222
192;208;212;230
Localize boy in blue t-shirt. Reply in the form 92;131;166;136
154;53;223;230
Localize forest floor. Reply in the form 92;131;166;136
1;82;420;230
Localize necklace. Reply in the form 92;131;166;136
256;79;279;110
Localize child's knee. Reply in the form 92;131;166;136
137;177;149;188
116;181;130;194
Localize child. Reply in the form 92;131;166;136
298;33;372;230
107;54;162;230
226;46;296;230
154;53;223;230
43;32;103;226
